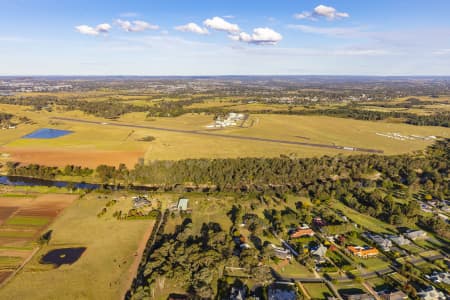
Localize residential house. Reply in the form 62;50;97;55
389;235;411;246
417;287;446;300
313;217;326;227
362;233;392;252
311;244;327;259
270;244;292;260
426;271;450;285
177;198;189;211
290;225;314;239
230;287;246;300
405;230;427;240
347;246;379;258
132;196;151;208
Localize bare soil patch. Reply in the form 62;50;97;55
0;271;13;284
1;148;144;168
0;249;32;259
0;207;19;225
14;194;77;218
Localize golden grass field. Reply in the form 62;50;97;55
1;95;449;167
0;192;155;300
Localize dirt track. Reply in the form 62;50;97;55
52;117;384;154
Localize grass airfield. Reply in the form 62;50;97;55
1;100;449;168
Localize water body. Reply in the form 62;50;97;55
40;247;87;267
22;128;73;139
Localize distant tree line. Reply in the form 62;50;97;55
0;96;148;119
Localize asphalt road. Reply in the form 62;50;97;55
51;117;384;154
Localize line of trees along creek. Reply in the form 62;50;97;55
7;140;450;239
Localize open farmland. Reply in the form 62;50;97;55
0;192;77;285
0;191;155;300
1;96;449;168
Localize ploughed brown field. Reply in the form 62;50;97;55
0;193;77;285
1;148;144;168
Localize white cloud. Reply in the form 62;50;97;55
288;25;362;38
294;5;349;21
204;16;240;33
75;23;111;36
116;19;159;32
96;23;112;33
175;22;209;35
294;11;315;20
314;5;349;20
230;27;282;45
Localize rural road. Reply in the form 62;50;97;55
51;117;384;154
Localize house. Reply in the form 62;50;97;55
379;290;408;300
270;244;292;260
405;230;427;240
290;225;314;238
177;198;189;211
426;271;450;285
362;233;392;252
132;196;151;208
311;244;327;258
389;235;411;246
313;217;326;227
417;286;446;300
347;246;379;258
230;287;246;300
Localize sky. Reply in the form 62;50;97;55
1;0;450;76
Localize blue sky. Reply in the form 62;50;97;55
1;0;450;75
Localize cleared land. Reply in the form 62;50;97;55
0;192;155;300
0;193;77;285
1;100;449;167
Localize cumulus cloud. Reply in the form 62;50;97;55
75;23;111;36
315;5;349;20
230;27;282;45
116;19;159;32
204;16;240;33
175;22;209;35
294;5;349;21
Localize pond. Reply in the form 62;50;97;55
40;247;87;267
22;128;73;139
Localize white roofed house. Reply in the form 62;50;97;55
270;244;292;260
417;286;446;300
177;198;189;211
389;235;411;246
405;230;427;240
311;244;327;259
362;232;392;252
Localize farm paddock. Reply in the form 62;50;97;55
0;193;77;284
